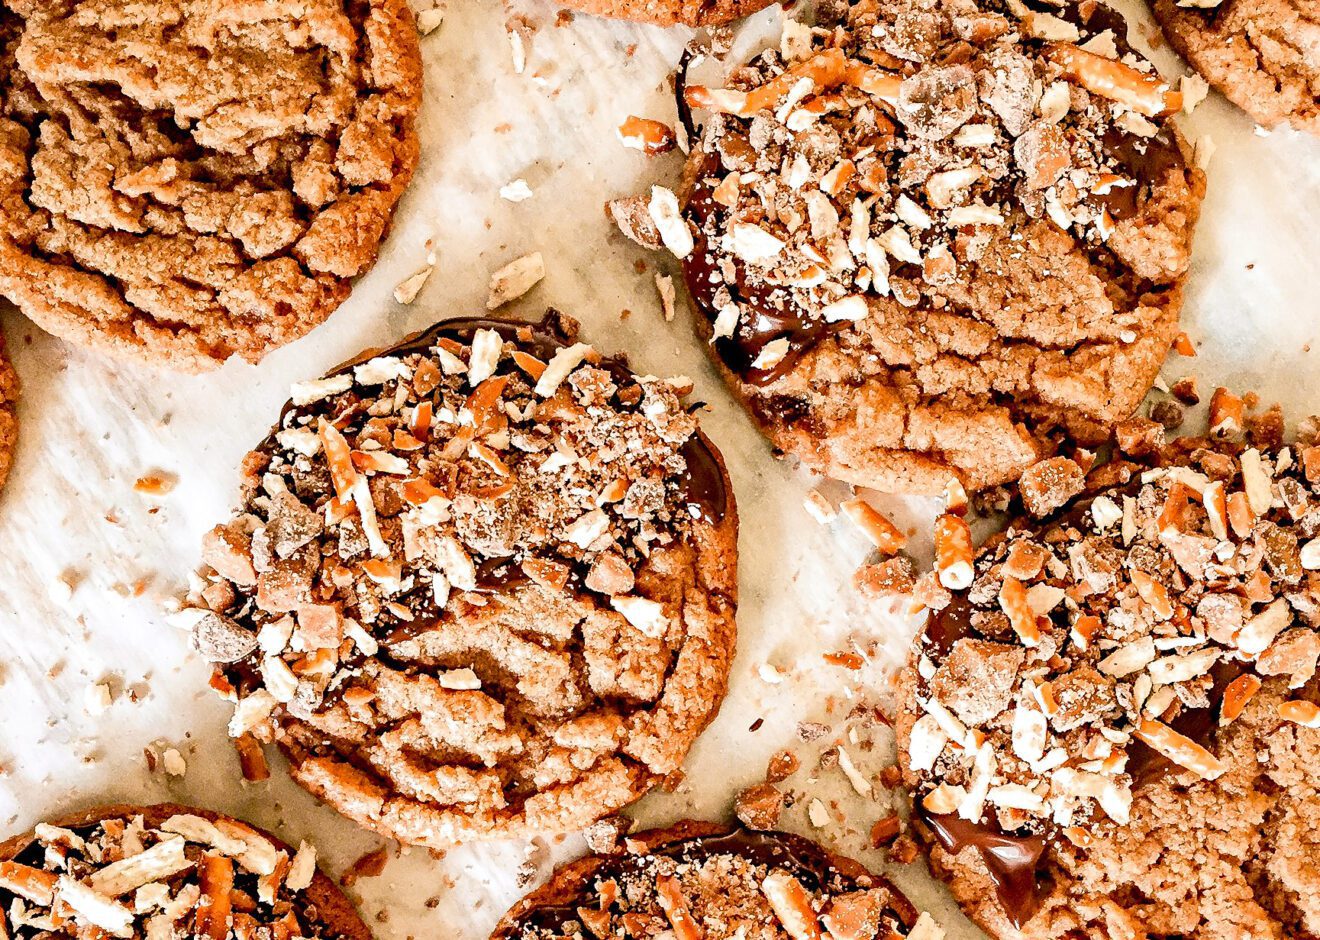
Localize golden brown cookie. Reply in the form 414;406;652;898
492;820;941;940
554;0;774;28
0;322;16;492
895;415;1320;938
1153;0;1320;135
0;0;422;370
0;802;370;940
180;311;739;846
628;0;1204;495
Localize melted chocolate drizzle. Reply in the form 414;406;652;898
495;828;918;937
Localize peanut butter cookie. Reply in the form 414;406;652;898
1153;0;1319;134
896;413;1320;938
555;0;774;28
0;803;370;940
0;323;16;493
180;311;739;846
0;0;422;370
630;0;1203;495
493;820;941;940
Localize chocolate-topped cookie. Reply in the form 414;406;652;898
644;0;1203;495
0;0;422;370
0;803;369;940
180;311;739;846
0;323;16;493
1153;0;1319;135
493;820;942;940
557;0;774;27
896;416;1320;937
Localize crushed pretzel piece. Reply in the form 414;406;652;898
1133;719;1227;780
841;499;906;554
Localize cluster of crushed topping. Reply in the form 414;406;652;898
0;811;321;940
178;312;734;843
634;0;1188;385
906;412;1320;870
498;828;941;940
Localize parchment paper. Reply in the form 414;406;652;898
0;0;1316;935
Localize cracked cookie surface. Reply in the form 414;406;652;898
0;803;369;940
0;0;421;370
493;821;936;940
1153;0;1320;135
181;312;739;846
643;0;1203;495
896;416;1320;938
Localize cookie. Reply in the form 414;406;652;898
1153;0;1320;135
554;0;774;28
0;802;370;940
0;0;422;370
492;820;941;940
895;415;1320;938
180;311;739;846
0;323;16;493
638;0;1203;495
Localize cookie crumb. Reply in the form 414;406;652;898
734;783;784;830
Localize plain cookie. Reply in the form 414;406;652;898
0;802;370;940
0;0;422;370
182;311;739;846
627;0;1203;495
1153;0;1320;135
492;820;937;940
896;414;1320;938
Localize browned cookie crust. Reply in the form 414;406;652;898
554;0;774;28
651;0;1202;495
0;323;16;492
0;803;369;940
181;311;739;846
1153;0;1320;135
492;820;939;940
895;419;1320;938
0;0;422;371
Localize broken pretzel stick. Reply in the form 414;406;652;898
1044;43;1182;117
685;48;900;117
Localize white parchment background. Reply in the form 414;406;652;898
0;0;1316;935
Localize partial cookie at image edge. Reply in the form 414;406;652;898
492;820;934;939
0;0;424;371
895;423;1320;939
0;802;372;940
1151;0;1320;136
